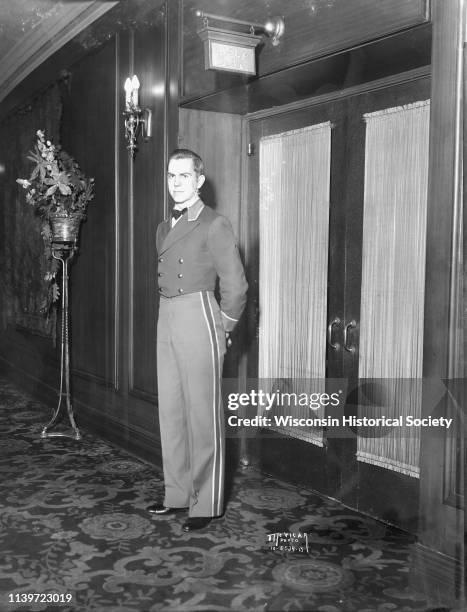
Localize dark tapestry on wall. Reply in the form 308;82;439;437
0;84;62;340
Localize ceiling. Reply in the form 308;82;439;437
0;0;119;104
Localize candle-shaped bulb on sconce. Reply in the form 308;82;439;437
131;75;140;109
124;77;132;110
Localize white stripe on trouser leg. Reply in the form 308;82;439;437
206;294;223;516
199;292;221;516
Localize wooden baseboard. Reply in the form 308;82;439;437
0;353;59;403
0;355;162;467
76;399;162;466
410;542;465;607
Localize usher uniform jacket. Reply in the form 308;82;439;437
155;198;247;518
156;199;247;331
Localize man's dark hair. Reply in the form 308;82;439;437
168;149;204;176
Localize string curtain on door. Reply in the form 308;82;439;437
258;122;332;446
358;100;430;477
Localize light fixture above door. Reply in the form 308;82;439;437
196;10;285;75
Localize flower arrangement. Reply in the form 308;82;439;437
17;130;95;311
17;129;94;217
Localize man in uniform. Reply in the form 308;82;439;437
148;149;248;532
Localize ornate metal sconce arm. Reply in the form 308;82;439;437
123;105;143;159
123;105;152;159
196;10;285;46
123;74;152;159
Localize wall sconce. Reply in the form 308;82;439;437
196;11;285;75
123;75;152;159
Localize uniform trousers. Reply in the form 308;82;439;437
157;290;226;517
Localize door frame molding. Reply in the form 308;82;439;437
244;66;430;123
238;65;431;401
238;67;432;529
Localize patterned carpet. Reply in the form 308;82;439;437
0;377;450;612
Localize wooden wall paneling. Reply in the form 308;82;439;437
180;0;429;102
130;17;167;400
165;0;182;219
68;23;163;454
178;108;242;228
180;25;432;115
237;116;252;467
63;356;162;463
127;28;137;398
412;0;465;606
61;40;116;387
113;31;123;392
0;334;59;405
465;38;467;382
0;3;178;467
177;108;243;380
116;29;131;398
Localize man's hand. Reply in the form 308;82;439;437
226;332;232;348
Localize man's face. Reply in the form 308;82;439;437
167;157;205;205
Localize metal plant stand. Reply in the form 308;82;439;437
41;242;81;440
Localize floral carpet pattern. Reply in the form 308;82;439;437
0;377;447;612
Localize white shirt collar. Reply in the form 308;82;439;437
171;198;204;226
173;194;199;211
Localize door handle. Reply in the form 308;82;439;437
344;320;357;353
327;317;341;350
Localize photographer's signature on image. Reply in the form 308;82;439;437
267;531;310;553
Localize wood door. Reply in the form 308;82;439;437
244;75;431;530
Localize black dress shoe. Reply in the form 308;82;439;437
182;517;212;532
147;503;187;515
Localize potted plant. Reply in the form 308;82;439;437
17;130;94;312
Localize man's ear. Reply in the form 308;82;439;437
197;174;206;190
